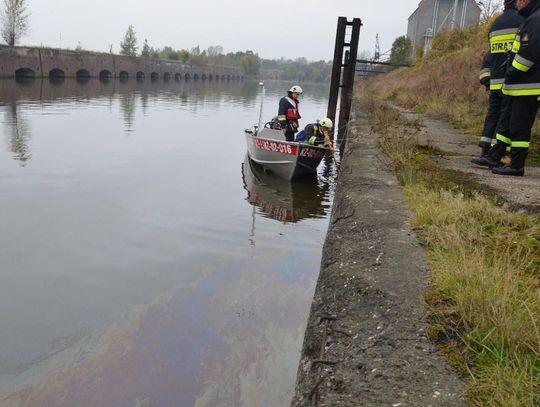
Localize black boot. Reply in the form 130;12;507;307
471;143;507;168
492;148;527;176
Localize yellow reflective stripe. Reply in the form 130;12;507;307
496;133;512;145
515;54;534;68
479;71;491;80
502;88;540;96
511;39;520;53
277;115;286;120
490;78;504;90
490;33;517;53
512;141;530;148
512;58;531;72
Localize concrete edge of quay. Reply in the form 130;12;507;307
290;92;466;406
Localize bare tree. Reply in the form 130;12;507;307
478;0;503;23
0;0;29;46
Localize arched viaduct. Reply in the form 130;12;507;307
0;46;244;82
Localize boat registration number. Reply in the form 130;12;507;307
252;139;297;155
299;148;325;158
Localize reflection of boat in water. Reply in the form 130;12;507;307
242;155;328;223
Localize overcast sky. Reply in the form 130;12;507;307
23;0;427;61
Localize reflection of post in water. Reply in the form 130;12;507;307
249;204;256;246
4;103;32;165
120;93;137;132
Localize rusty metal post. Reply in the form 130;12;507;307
327;17;347;126
337;18;362;144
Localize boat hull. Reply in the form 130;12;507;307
245;129;326;181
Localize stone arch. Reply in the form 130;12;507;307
49;68;65;79
163;72;171;81
193;73;199;80
184;73;191;80
99;70;112;81
175;73;181;81
201;74;207;81
136;71;145;81
214;74;219;81
227;75;231;81
150;72;159;81
15;68;35;79
208;74;213;81
241;75;244;81
76;69;90;80
221;74;226;80
119;71;129;81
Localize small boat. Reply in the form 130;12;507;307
244;127;328;181
244;82;329;181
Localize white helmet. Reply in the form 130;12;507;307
319;117;333;129
289;85;303;94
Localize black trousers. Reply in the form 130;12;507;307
480;90;506;147
284;129;295;142
495;95;539;149
284;120;299;142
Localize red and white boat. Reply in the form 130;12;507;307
244;126;327;181
244;83;328;181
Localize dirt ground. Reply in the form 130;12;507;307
391;103;540;212
290;99;467;406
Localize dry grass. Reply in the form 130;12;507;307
368;98;540;406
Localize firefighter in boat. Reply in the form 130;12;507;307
296;117;334;149
277;85;302;142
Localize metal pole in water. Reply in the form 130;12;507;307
257;82;265;136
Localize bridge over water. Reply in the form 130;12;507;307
0;46;244;82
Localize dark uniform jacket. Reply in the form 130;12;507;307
277;95;301;131
480;7;524;91
503;0;540;96
303;123;325;145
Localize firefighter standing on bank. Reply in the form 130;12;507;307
472;0;523;161
278;85;302;142
474;0;540;176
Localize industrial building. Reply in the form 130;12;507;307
407;0;481;54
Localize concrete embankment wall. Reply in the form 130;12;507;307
0;46;244;80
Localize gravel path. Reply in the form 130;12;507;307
389;103;540;211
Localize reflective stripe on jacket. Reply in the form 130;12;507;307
480;8;523;91
503;3;540;96
278;95;301;127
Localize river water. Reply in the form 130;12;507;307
0;78;335;407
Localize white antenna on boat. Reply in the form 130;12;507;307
257;82;265;136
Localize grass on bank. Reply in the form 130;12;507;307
367;97;540;406
371;23;540;165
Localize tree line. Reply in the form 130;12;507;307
0;1;331;82
119;25;332;81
